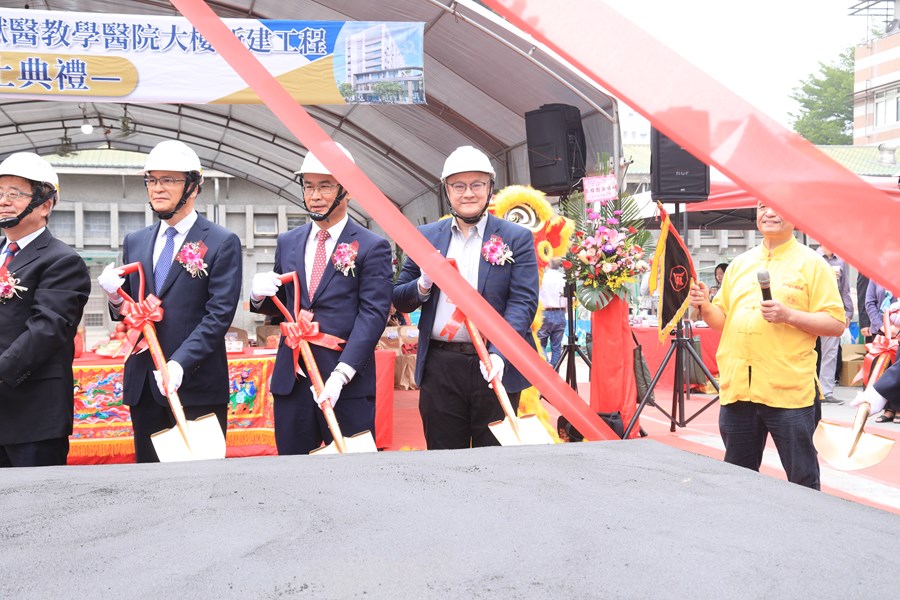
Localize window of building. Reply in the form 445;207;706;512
119;211;145;236
287;215;307;230
51;210;76;238
84;211;111;239
254;214;278;236
874;88;900;128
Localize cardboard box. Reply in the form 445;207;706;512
840;358;864;387
381;326;400;354
398;325;419;355
841;344;867;361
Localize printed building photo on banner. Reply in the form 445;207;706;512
0;8;425;105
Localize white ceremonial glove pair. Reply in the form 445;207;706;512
98;262;124;301
153;360;184;397
849;385;889;416
250;271;282;302
312;371;346;408
479;353;505;386
418;270;434;295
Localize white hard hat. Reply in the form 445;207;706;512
144;140;202;174
295;142;354;176
0;152;59;191
441;146;495;181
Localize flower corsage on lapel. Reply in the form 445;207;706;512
332;240;360;276
175;240;209;278
0;267;27;303
482;234;514;266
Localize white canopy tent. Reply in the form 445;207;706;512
0;0;620;230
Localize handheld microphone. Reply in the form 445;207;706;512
757;269;772;302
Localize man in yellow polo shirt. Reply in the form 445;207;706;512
688;202;845;490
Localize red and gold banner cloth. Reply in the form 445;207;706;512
649;203;697;342
69;352;276;463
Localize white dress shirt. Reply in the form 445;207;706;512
430;216;487;343
304;215;348;290
539;267;566;309
153;210;198;272
2;227;44;255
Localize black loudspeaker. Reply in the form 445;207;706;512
650;128;710;202
525;103;586;196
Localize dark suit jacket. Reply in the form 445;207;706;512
115;213;242;408
392;214;539;393
253;219;392;399
875;359;900;405
0;229;91;445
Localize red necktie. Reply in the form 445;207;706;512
308;229;330;298
2;241;19;270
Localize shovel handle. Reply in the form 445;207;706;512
273;271;347;454
462;317;522;441
142;323;192;451
440;259;522;440
848;401;871;457
297;337;347;454
117;262;145;303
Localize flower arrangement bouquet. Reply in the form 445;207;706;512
560;190;651;311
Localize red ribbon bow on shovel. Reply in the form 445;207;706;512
118;295;163;361
279;308;345;378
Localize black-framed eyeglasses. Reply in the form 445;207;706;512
302;183;338;196
0;188;33;201
447;181;489;194
144;176;186;188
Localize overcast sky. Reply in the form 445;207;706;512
603;0;878;131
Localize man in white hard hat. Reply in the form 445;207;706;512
97;140;242;463
0;152;91;467
249;142;392;455
393;146;539;450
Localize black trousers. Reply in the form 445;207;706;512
129;380;228;463
419;345;520;450
0;437;69;467
273;390;375;456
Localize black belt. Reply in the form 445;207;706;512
544;307;566;311
430;340;478;355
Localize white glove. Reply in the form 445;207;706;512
479;353;505;385
153;360;184;396
312;372;345;408
98;262;124;300
250;271;282;302
418;270;433;294
889;300;900;328
850;385;889;416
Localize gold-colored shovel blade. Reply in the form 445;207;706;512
150;413;227;462
814;420;894;471
310;430;379;455
488;413;555;446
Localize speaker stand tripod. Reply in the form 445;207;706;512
623;319;719;437
553;281;591;390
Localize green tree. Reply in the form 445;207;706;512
790;49;854;144
373;82;404;103
338;82;354;100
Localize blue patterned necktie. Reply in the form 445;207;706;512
154;227;178;294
